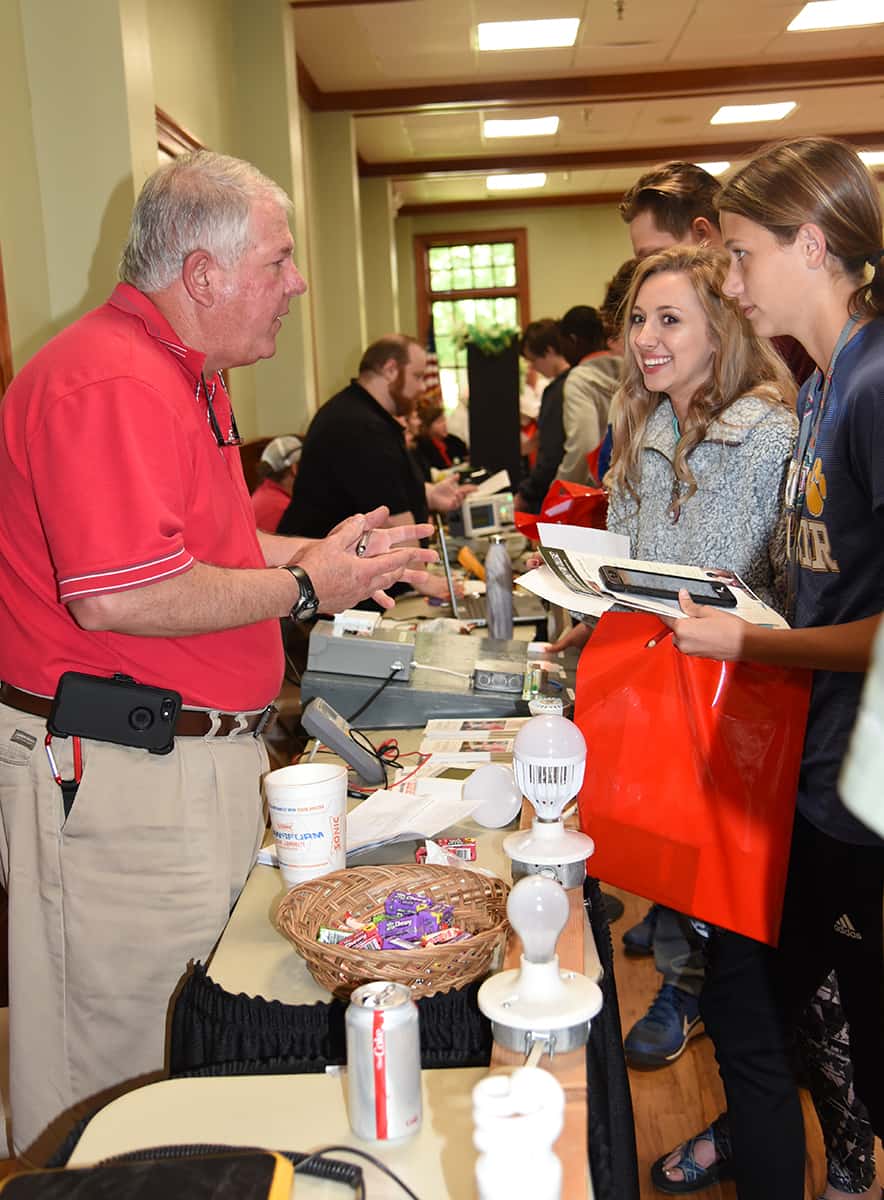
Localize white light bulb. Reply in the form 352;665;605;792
507;875;569;963
513;714;586;821
513;713;586;762
465;763;523;828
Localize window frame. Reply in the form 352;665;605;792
413;228;531;345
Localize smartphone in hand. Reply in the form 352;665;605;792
600;565;737;608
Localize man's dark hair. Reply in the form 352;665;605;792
559;306;607;355
619;162;722;237
600;259;638;341
520;319;563;358
358;334;421;376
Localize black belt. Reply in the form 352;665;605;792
0;682;277;738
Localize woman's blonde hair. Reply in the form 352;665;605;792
718;137;884;319
606;245;795;513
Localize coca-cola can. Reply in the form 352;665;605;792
345;981;422;1141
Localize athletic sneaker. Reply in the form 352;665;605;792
624;983;703;1069
622;902;659;956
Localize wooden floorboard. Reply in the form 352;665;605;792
608;885;884;1200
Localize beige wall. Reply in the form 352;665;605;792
396;203;635;337
147;0;237;153
0;0;52;370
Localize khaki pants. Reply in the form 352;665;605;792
0;704;267;1159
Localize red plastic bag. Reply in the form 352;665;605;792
574;612;811;945
514;479;608;542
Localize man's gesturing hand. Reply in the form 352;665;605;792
660;590;748;661
291;507;437;612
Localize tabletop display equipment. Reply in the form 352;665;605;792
503;714;595;889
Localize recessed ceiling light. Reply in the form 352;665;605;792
477;19;580;52
484;116;560;139
486;173;548;191
710;102;797;125
695;161;732;176
859;150;884;166
787;0;884;31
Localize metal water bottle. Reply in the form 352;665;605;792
485;535;513;639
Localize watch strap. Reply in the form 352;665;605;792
279;564;318;621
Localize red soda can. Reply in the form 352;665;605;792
345;981;422;1140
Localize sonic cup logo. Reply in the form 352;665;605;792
331;814;343;854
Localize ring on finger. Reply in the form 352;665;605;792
355;531;371;557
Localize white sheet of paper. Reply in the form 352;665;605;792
537;523;630;557
472;469;512;497
346;786;482;852
515;565;614;618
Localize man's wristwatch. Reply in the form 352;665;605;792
279;565;319;621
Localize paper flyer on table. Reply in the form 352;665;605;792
346;785;482;853
513;524;787;628
422;717;529;738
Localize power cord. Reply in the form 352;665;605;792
346;665;400;724
100;1143;364;1191
293;1144;424;1199
410;661;473;681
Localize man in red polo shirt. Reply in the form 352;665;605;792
0;151;434;1159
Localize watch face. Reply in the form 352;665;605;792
291;567;318;619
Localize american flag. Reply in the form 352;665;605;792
423;315;443;404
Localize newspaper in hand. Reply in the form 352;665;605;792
518;547;789;629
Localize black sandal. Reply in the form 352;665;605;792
650;1114;734;1195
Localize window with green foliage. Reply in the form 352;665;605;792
414;230;529;409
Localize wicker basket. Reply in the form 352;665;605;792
274;864;510;999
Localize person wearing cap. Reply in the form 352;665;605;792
251;434;302;532
0;151;435;1161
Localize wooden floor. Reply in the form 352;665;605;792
611;885;883;1200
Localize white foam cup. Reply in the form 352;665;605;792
264;762;347;887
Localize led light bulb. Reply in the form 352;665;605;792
513;715;586;821
505;714;594;887
514;712;586;763
465;763;523;828
507;875;569;963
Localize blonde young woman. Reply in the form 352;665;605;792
658;138;884;1200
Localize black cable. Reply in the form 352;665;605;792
293;1143;423;1200
346;665;398;724
99;1142;363;1189
348;726;390;788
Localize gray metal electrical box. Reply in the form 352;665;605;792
305;621;415;681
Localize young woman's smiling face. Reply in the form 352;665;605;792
628;270;716;416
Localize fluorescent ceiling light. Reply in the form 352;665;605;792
482;117;558;139
477;19;580;51
787;0;884;31
486;173;548;191
859;150;884;167
484;116;560;139
695;161;732;176
710;102;796;125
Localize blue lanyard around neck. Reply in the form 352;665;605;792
785;313;860;619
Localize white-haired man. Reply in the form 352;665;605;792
0;151;433;1158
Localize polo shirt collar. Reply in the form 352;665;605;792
348;379;406;435
108;283;209;380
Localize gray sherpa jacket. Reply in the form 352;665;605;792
607;393;798;610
